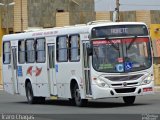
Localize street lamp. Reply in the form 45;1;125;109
0;1;15;34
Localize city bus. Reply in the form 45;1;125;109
2;21;154;107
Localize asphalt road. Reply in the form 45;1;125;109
0;90;159;120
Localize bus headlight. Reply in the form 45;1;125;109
95;79;109;87
141;74;153;85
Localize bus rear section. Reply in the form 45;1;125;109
2;41;18;94
89;23;154;105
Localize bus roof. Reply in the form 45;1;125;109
2;21;147;41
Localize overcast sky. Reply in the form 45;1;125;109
95;0;160;11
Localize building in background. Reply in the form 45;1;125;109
0;0;14;34
0;6;5;85
0;6;5;54
0;0;95;33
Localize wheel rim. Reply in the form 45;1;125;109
27;88;32;101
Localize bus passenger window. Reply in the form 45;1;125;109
3;42;11;64
26;40;35;63
57;36;68;62
36;38;46;63
69;35;80;62
18;40;25;64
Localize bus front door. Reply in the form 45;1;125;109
11;47;19;94
83;41;92;95
47;44;57;96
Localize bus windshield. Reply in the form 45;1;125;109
92;37;152;73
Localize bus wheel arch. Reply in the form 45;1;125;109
70;79;88;107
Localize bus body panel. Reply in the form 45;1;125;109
55;60;84;98
3;64;14;94
2;22;154;105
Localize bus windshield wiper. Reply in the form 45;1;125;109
127;36;137;50
105;37;119;51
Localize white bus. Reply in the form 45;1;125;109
2;21;154;106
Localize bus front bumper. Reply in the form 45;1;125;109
91;81;154;99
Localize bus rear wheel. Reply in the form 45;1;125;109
26;82;45;104
73;84;88;107
123;96;136;105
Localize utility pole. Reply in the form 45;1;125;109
21;0;23;32
6;0;9;34
116;0;120;22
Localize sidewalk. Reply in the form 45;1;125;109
1;85;160;92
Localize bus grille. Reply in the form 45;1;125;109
111;82;138;86
105;74;143;81
114;88;136;93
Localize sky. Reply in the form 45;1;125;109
95;0;160;11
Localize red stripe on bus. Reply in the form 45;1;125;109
93;38;149;45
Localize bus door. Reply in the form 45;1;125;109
47;44;57;95
82;41;92;95
11;46;19;94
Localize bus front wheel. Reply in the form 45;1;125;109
73;84;88;107
123;96;136;105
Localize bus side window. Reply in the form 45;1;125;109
25;39;35;63
18;40;25;64
69;35;80;62
57;36;68;62
36;38;46;63
3;42;11;64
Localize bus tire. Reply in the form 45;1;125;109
73;84;88;107
123;96;136;105
26;82;37;104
